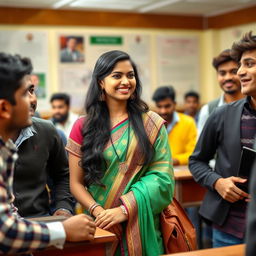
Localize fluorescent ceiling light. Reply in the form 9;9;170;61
186;0;251;2
70;0;141;10
53;0;74;9
70;4;134;10
139;0;182;13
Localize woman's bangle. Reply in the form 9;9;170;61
88;203;100;215
120;205;128;215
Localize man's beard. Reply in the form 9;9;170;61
160;113;173;123
52;113;69;123
222;80;240;95
224;89;238;95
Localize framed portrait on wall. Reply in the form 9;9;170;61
59;35;85;63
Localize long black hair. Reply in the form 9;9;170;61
81;50;154;186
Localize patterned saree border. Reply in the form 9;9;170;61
105;122;129;150
66;138;82;157
104;111;165;209
104;134;138;209
120;191;142;256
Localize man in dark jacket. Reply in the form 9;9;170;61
12;84;74;217
189;31;256;248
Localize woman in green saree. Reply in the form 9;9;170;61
66;50;174;256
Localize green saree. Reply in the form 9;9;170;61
66;111;175;256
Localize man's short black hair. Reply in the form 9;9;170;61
50;93;70;106
231;31;256;62
212;49;237;71
152;86;176;102
184;91;200;101
0;53;32;105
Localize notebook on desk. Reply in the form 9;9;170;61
237;146;256;193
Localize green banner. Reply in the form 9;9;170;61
90;36;123;45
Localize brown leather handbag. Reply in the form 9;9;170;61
160;197;197;253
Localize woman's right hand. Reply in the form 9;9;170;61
94;207;128;230
92;205;105;217
92;206;123;239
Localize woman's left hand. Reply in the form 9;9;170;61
95;207;128;230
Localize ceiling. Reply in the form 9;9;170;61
0;0;256;17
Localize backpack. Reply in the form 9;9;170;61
160;197;197;253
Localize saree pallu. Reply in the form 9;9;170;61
66;111;175;256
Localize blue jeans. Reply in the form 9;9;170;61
212;228;244;248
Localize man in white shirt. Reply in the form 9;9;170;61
198;49;244;135
0;52;95;254
50;93;79;139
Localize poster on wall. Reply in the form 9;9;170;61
58;67;92;112
0;30;49;110
59;35;85;63
157;35;200;103
58;34;87;112
31;73;47;99
125;34;152;104
86;35;125;69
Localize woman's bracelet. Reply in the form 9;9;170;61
120;205;128;215
88;202;100;215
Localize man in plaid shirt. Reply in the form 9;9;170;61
0;53;96;254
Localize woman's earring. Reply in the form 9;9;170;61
130;93;136;100
100;89;105;101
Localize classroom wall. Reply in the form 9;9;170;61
220;22;256;50
0;6;255;112
0;24;204;111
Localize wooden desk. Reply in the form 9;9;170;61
26;216;116;256
33;227;116;256
163;244;245;256
174;166;206;207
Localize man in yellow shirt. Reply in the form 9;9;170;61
152;86;197;165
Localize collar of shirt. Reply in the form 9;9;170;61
244;96;256;115
0;137;17;154
55;112;78;130
218;94;225;106
15;125;37;148
167;111;179;133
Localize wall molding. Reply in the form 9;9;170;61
0;7;204;30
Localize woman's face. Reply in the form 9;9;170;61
100;60;136;103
